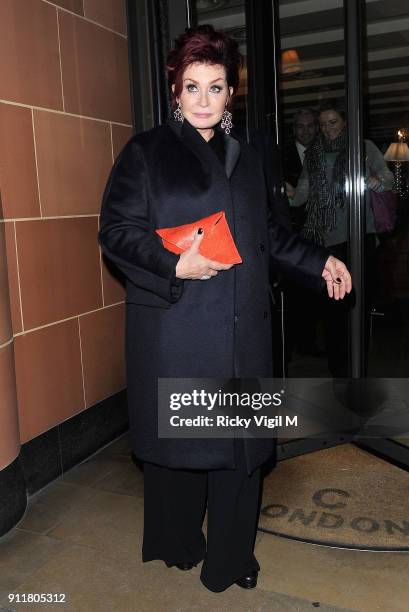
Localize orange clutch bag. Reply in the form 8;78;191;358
155;211;242;265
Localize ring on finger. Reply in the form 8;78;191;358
200;275;211;280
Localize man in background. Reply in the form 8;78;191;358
283;108;323;360
284;108;318;197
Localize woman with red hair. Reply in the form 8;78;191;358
99;24;351;592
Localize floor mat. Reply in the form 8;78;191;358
259;443;409;550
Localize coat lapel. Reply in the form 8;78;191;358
219;127;240;179
167;118;241;179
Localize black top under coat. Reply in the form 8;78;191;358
207;128;226;166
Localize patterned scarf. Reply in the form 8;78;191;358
302;129;347;245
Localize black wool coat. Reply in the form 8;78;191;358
98;118;328;474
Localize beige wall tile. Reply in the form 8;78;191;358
59;11;132;123
15;319;84;443
16;218;102;330
0;223;13;345
112;124;134;160
0;343;20;469
0;0;63;109
3;223;23;334
51;0;84;15
0;104;41;219
79;304;125;407
34;110;112;216
84;0;127;35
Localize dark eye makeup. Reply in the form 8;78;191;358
185;83;223;92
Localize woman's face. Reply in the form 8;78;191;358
319;110;346;141
173;62;233;137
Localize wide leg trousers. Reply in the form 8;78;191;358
142;438;262;592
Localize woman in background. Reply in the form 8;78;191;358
288;100;393;376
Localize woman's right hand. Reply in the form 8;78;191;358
367;174;382;192
175;229;234;280
285;181;295;199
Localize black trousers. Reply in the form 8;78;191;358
142;438;262;592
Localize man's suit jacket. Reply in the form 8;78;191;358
283;142;303;188
283;142;307;232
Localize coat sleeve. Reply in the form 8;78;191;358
98;138;184;303
267;206;329;293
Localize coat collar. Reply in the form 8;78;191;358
167;117;241;179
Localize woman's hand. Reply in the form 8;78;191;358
322;256;352;300
285;181;295;199
175;229;234;280
367;175;382;191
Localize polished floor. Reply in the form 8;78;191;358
0;433;408;611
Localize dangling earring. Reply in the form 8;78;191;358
173;101;184;123
221;105;233;134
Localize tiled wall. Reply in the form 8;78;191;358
0;0;133;465
0;218;20;470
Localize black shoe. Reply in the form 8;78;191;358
176;562;194;571
165;561;194;571
235;570;258;589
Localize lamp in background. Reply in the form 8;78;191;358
281;49;301;75
384;131;409;196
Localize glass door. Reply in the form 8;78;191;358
275;0;353;458
276;0;409;464
356;0;409;466
277;0;347;379
363;0;409;378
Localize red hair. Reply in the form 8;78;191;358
166;24;243;111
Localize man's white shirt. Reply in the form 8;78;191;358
295;141;307;164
